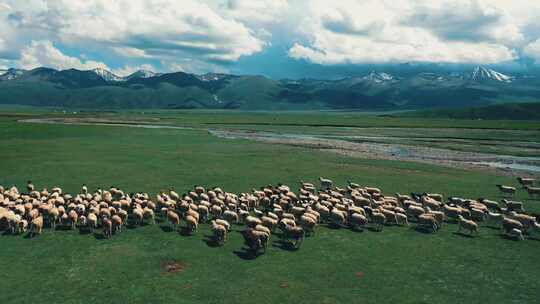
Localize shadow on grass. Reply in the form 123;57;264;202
272;239;299;251
160;225;173;233
453;231;476;238
179;227;195;236
203;234;222;248
93;232;107;240
233;248;263;260
367;226;383;233
78;228;92;235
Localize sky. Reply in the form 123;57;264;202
1;0;540;79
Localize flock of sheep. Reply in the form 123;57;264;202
0;176;539;254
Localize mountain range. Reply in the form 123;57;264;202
0;65;539;110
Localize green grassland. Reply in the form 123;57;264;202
0;112;539;304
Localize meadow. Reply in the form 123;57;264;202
0;110;539;304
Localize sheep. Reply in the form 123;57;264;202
245;215;262;228
379;208;398;225
30;216;44;237
111;215;123;233
478;198;500;211
197;205;209;223
167;210;180;231
506;228;525;241
255;224;271;237
395;213;409;226
486;212;504;227
469;208;486;222
457;215;478;236
222;210;239;224
517;177;535;187
214;219;231;232
243;228;269;254
407;205;425;219
102;217;113;239
502;217;523;233
67;210;78;230
417;214;438;233
329;209;347;227
142;207;155;225
17;219;28;234
87;213;98;232
210;220;228;245
371;212;386;231
508;212;537;233
185;215;198;234
502;200;524;213
496;185;516;197
260;216;278;232
349;213;368;231
132;208;143;226
319;177;333;190
279;222;305;248
211;205;222;219
299;214;317;236
525;186;540;199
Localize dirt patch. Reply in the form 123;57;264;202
162;260;186;273
355;271;364;279
280;282;289;288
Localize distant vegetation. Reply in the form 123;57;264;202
400;102;540;120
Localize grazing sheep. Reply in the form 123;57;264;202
261;216;278;232
502;217;523;233
395;213;409;226
371;212;386;231
68;210;78;230
214;219;231;232
506;228;525;241
111;215;122;233
243;228;269;254
30;216;43;237
525;186;540;199
417;214;438;232
517;177;535;187
245;215;262;228
17;219;28;234
496;185;516;197
223;210;239;224
457;215;478;236
328;208;346;227
167;210;180;231
87;213;98;232
319;177;333;190
486;211;504;226
299;214;317;236
143;207;155;225
502;200;524;213
211;220;228;245
349;213;368;231
407;205;425;219
102;217;113;239
185;215;198;234
255;224;271;237
132;208;144;226
279;222;305;248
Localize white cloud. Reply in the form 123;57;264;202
112;64;156;76
223;0;289;24
524;39;540;63
4;0;266;63
288;0;532;64
18;40;109;70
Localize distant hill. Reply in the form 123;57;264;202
399;102;540;120
1;66;540;110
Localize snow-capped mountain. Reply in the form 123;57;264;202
126;70;159;80
92;68;124;82
470;66;512;82
363;71;394;83
0;68;25;80
197;73;231;82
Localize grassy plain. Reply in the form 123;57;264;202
0;110;539;304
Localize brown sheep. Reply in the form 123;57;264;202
30;216;44;236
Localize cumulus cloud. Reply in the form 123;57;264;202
5;0;266;63
288;0;532;65
18;40;110;70
1;0;540;72
524;39;540;63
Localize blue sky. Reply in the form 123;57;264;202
1;0;540;79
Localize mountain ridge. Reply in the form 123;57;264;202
0;65;538;110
